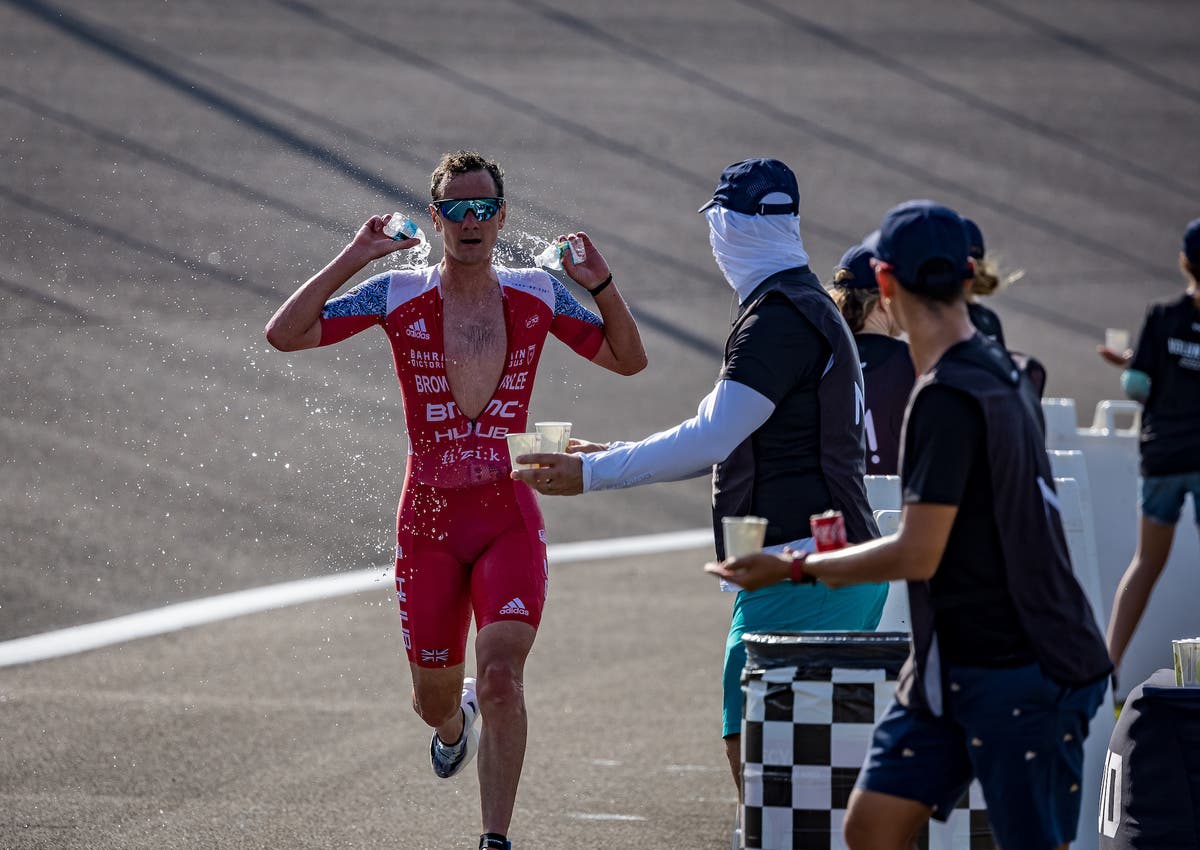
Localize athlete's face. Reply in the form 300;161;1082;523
431;169;506;267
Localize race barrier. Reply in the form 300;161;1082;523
740;632;993;850
1043;398;1199;703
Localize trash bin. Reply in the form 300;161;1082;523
1098;668;1200;849
740;631;994;850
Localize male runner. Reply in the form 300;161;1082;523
264;150;646;850
710;201;1111;850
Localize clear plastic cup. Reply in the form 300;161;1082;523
534;421;572;453
383;212;420;240
566;235;586;265
506;432;544;470
1173;637;1200;686
1105;328;1130;353
722;515;769;558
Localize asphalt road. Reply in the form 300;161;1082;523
2;1;1198;847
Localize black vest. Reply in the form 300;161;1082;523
712;267;878;556
898;336;1112;711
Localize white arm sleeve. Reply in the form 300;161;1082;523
580;379;776;491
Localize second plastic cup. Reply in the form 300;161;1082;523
722;515;769;558
1105;327;1130;353
506;432;544;470
534;421;572;453
1173;638;1200;686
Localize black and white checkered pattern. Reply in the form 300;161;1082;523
742;663;995;849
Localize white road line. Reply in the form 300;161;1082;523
0;528;713;668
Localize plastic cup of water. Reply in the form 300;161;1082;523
1173;638;1200;686
383;212;420;241
1105;328;1130;353
506;432;544;470
722;516;769;558
566;235;586;265
534;421;572;453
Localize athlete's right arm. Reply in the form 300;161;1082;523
265;215;418;351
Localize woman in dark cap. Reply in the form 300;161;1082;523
828;242;915;475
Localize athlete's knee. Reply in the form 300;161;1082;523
476;658;525;712
411;686;461;728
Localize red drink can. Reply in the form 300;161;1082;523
810;510;847;552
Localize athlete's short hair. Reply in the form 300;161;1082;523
430;150;505;201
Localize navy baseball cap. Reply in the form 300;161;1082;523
698;158;799;216
834;243;878;290
962;217;985;260
1184;218;1200;265
865;200;972;296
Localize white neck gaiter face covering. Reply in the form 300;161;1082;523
705;206;811;304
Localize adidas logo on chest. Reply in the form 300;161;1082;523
406;318;431;340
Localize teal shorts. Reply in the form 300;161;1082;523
722;580;888;737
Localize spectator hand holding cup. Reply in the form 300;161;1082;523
509;448;584;495
1097;327;1133;367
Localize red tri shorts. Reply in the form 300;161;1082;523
394;476;547;668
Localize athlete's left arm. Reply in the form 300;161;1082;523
553;232;647;376
706;503;958;592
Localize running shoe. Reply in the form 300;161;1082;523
430;677;480;779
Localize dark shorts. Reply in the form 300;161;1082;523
857;663;1106;850
1141;471;1200;526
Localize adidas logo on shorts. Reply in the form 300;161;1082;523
499;598;529;617
406;318;431;340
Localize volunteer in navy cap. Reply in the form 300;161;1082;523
827;240;914;475
1098;216;1200;680
712;200;1111;850
514;158;885;810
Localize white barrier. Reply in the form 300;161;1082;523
1054;477;1117;850
871;509;910;634
865;475;901;513
1042;398;1199;702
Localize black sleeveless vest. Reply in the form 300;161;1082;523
898;336;1112;712
712;267;879;555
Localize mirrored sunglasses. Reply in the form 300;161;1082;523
434;197;504;223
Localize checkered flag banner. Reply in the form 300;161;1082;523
740;632;995;850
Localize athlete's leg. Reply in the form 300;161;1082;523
410;663;469;741
468;483;547;838
395;496;474;736
474;619;537;835
1107;518;1176;671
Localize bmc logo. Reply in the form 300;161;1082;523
485;399;520;419
427;399;519;422
406;318;431;340
426;401;459;422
